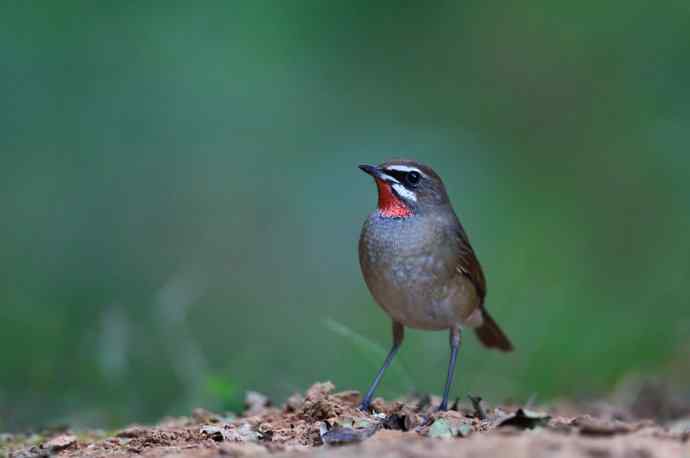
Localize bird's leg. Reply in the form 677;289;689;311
439;326;462;411
358;321;404;411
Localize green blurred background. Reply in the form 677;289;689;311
2;1;689;432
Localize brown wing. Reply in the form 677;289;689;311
454;224;486;303
455;223;514;351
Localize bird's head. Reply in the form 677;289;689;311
358;159;450;218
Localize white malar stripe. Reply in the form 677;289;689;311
385;165;426;176
392;183;417;202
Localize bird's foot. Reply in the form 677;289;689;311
418;414;434;427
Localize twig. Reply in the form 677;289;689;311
467;395;486;420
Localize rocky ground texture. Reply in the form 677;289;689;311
3;381;690;458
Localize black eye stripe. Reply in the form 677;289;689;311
384;169;421;181
406;171;421;185
385;170;407;182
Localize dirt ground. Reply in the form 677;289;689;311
4;381;690;458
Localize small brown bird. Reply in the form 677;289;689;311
357;159;513;411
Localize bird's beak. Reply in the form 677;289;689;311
359;164;393;182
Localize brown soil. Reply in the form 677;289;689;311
4;382;690;458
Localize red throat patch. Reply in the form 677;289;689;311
375;179;413;218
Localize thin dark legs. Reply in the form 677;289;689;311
359;323;461;412
439;326;461;411
358;321;404;411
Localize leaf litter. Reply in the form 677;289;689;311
4;381;690;458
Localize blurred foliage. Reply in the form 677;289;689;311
1;1;689;431
205;374;242;413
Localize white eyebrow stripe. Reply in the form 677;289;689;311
392;183;417;202
384;165;426;176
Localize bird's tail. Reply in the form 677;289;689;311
474;308;513;352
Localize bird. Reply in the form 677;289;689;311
357;159;513;411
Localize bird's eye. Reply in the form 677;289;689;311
406;171;421;186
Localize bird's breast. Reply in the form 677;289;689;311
359;213;479;330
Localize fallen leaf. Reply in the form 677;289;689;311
319;421;379;445
201;423;262;443
116;426;148;438
380;412;416;431
669;418;690;435
497;408;551;430
333;416;375;429
225;423;261;442
192;408;223;424
427;418;473;438
43;434;77;452
468;395;487;420
200;426;225;442
571;415;636;436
